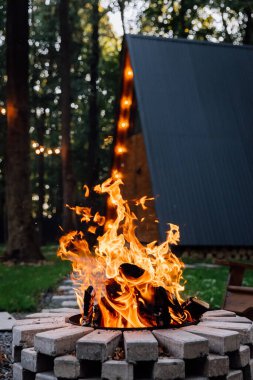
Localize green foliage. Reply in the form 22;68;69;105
184;266;253;308
0;247;70;312
139;0;253;44
0;0;252;243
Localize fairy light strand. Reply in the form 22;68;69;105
112;54;134;182
31;141;61;156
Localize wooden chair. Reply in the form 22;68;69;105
215;260;253;320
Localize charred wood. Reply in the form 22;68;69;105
82;286;95;326
182;297;209;321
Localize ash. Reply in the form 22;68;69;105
0;331;12;380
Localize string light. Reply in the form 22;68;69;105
31;140;61;156
118;120;129;130
121;97;132;109
112;169;123;180
124;67;134;80
0;107;6;115
108;56;134;214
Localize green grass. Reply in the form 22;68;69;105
183;267;253;308
1;244;253;312
0;246;70;312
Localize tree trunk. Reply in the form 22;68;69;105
59;0;76;232
37;112;45;245
243;7;253;45
5;0;43;262
118;0;126;35
86;0;100;189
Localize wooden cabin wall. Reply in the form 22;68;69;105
122;132;159;243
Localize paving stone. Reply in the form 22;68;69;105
201;316;252;324
35;372;57;380
25;312;71;319
57;285;74;292
123;330;158;362
102;360;134;380
54;354;81;378
0;311;16;331
76;329;122;362
198;321;253;344
62;300;78;308
21;347;54;372
13;322;68;348
153;329;209;359
41;308;78;313
182;325;240;354
34;325;92;356
13;362;35;380
51;295;76;302
229;345;250;368
226;370;243;380
153;357;185;380
202;310;236;318
15;317;66;326
202;354;229;377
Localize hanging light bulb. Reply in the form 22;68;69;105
115;144;127;155
118;120;129;130
121;97;132;109
124;67;133;80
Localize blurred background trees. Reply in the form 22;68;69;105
0;0;252;260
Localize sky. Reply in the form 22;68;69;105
100;1;145;36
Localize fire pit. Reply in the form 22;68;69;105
11;179;253;379
12;308;253;380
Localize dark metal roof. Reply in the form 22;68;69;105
126;34;253;246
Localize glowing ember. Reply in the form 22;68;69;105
58;178;195;328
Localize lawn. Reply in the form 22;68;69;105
0;245;253;313
183;265;253;308
0;245;70;312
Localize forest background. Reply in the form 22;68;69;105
0;0;252;263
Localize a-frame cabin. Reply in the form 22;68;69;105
110;35;253;247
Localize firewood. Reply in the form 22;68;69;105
82;286;95;326
182;297;209;320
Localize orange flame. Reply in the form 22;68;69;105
58;178;191;328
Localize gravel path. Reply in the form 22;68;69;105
0;331;12;380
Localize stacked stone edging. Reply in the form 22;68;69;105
11;309;253;380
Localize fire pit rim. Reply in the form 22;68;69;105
67;313;199;330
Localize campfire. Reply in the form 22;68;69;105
58;177;209;329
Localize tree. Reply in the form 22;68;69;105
5;0;43;261
59;0;77;231
86;0;100;190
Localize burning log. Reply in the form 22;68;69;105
82;286;95;326
154;287;171;327
91;304;102;328
182;297;209;321
120;263;145;278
